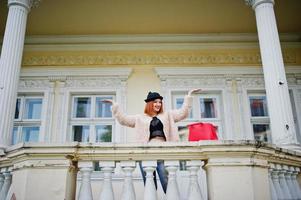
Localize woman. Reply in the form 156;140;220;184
103;89;201;193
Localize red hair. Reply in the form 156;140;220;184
144;101;164;116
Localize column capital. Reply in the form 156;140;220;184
245;0;274;9
8;0;41;10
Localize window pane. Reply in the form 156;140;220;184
73;97;91;118
253;124;271;142
200;98;217;118
178;126;188;141
73;125;90;142
15;99;21;119
96;97;112;118
95;125;112;142
22;127;39;142
249;96;268;117
24;98;42;119
176;98;192;118
12;127;18;144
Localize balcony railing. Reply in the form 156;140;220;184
0;141;301;200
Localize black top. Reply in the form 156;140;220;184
149;116;166;141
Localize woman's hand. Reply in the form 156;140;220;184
101;99;114;104
188;88;202;96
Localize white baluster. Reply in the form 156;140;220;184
120;161;136;200
270;164;284;200
186;160;203;200
98;161;115;200
0;173;4;194
165;160;180;200
0;170;12;200
292;167;301;199
284;165;297;200
78;162;93;200
142;161;157;200
268;167;277;200
277;164;292;199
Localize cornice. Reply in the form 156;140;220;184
23;33;300;45
21;33;301;52
22;51;297;66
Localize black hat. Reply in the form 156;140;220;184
144;92;163;102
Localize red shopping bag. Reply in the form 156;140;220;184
188;122;218;141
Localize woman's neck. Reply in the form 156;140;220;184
149;111;158;117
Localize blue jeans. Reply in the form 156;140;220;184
139;161;168;193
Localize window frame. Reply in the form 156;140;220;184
13;95;44;144
247;92;271;143
171;91;223;141
69;94;116;143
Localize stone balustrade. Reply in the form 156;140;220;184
0;141;300;200
76;160;205;200
0;167;12;200
268;163;301;200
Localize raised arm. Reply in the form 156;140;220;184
170;89;201;122
102;99;136;128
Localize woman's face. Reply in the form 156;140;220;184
152;99;162;113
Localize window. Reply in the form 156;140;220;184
173;92;222;141
248;93;271;142
13;96;43;144
289;90;301;141
70;95;114;143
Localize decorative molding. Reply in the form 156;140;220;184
8;0;41;10
65;78;122;88
157;66;301;90
18;67;132;89
155;66;301;78
165;77;226;88
22;51;297;66
19;79;51;89
245;0;274;8
240;77;265;88
20;67;132;79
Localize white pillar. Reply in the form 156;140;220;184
98;161;115;200
292;167;301;199
186;160;203;200
120;161;136;200
245;0;299;147
142;161;157;200
0;0;40;151
78;162;93;200
270;164;284;200
277;164;292;199
0;170;12;200
284;165;298;200
165;161;180;200
268;168;277;200
0;173;4;194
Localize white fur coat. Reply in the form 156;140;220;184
112;95;192;142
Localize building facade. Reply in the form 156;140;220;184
0;0;301;199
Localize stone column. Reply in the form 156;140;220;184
0;0;40;152
245;0;299;147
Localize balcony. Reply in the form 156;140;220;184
0;141;301;200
